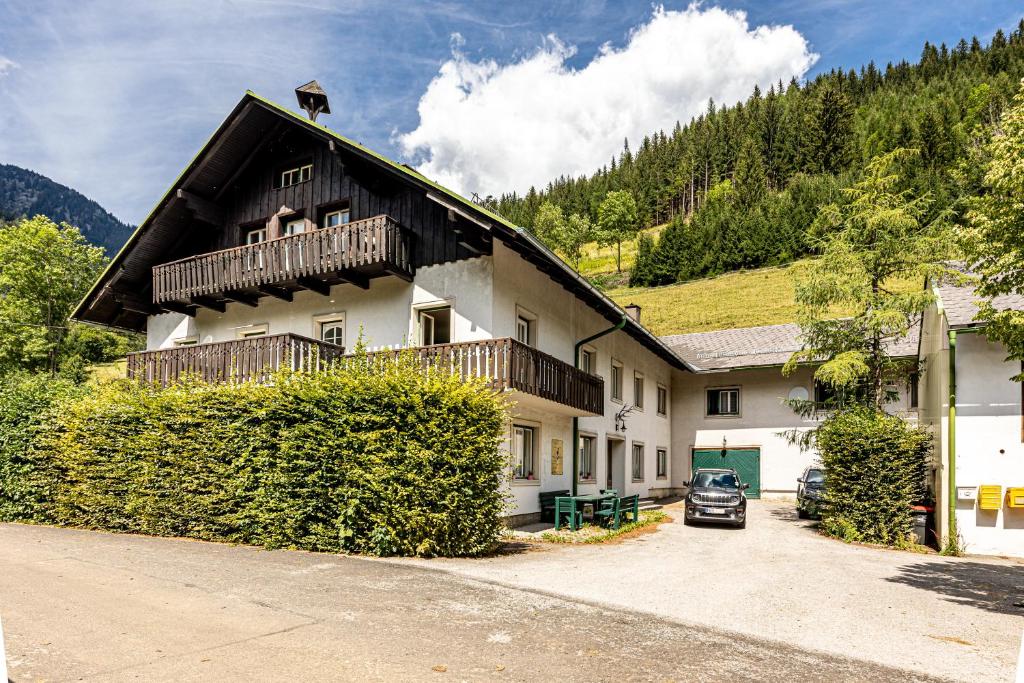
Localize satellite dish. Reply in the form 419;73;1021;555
788;386;809;402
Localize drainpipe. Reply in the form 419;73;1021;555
947;329;957;543
572;316;628;496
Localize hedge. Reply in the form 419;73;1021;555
2;359;509;557
815;407;930;546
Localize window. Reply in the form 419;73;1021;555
245;228;267;245
323;208;351;228
631;443;644;481
580;348;595;375
578;435;596;482
657;385;668;416
909;372;919;409
418;305;452;346
279;164;312;188
515;307;536;347
236;323;268;339
706;387;739;416
244;227;267;270
315;314;345;347
610;360;623;402
173;336;198;347
283;218;305;236
513;425;536;480
656;448;668;479
633;372;645;410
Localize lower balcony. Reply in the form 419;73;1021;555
128;336;604;415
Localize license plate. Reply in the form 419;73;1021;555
701;507;725;515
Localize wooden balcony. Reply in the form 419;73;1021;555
126;333;344;386
152;215;414;308
362;338;604;415
128;336;604;415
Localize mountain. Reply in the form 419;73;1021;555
0;164;133;255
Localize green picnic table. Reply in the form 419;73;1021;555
554;493;617;531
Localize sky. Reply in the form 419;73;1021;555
0;1;1020;225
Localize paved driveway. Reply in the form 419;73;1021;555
0;521;951;682
403;500;1024;682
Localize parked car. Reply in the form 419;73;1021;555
683;468;748;528
796;466;826;519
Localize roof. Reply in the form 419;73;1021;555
72;91;694;372
934;278;1024;329
660;321;920;372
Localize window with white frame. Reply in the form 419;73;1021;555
173;336;198;347
610;360;623;401
633;372;645;410
245;227;267;270
315;314;345;347
283;217;306;236
279;164;312;188
245;227;267;245
656;448;668;479
512;425;536;480
323;207;351;228
706;387;740;416
418;305;452;346
631;442;644;481
657;385;668;416
578;435;596;482
236;323;269;339
580;348;596;375
515;307;536;347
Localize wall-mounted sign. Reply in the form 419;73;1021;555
551;439;563;475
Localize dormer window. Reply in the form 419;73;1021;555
278;163;312;188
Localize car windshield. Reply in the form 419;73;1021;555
692;471;738;489
805;469;825;484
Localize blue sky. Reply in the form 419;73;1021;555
0;1;1020;225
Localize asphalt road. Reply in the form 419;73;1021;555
0;523;949;682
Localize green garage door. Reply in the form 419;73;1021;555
692;448;761;498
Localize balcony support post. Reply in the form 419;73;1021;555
296;276;331;296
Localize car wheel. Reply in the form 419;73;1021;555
683;515;693;526
797;508;808;519
737;517;746;529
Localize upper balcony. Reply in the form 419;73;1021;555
152;214;414;309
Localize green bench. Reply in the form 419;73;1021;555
594;496;621;529
539;489;570;523
618;494;640;524
554;497;582;530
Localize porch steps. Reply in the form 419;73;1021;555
638;497;662;511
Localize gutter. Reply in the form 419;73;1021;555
947;328;957;543
572;316;628;496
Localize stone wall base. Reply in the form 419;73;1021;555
504;511;542;528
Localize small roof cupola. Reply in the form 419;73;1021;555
295;80;331;121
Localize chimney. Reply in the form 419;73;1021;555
624;304;641;323
295;80;331;122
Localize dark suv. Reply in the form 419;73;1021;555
683;468;749;528
796;466;826;519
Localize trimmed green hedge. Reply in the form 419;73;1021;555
816;408;930;546
2;360;509;557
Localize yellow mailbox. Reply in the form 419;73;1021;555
1006;488;1024;509
978;485;1003;511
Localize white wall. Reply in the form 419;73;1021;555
950;332;1024;557
671;365;917;497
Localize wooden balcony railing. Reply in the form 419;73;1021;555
127;336;604;414
153;215;413;305
361;338;604;415
126;333;344;386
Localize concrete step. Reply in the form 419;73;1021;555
638;497;662;511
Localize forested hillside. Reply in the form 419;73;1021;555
0;164;133;255
486;22;1024;288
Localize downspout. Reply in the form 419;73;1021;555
947;329;957;543
572;316;628;496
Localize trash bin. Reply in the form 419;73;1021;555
910;505;934;546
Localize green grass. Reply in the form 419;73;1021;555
576;224;667;283
538;510;668;544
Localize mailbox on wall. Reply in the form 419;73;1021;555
978;485;1003;511
1006;488;1024;509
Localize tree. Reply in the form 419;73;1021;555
0;216;106;374
597;190;638;273
804;83;854;175
784;149;956;411
964;80;1024;370
559;213;593;270
530;201;565;248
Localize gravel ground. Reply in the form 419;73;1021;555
399;500;1024;682
0;521;957;682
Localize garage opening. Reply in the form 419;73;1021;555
691;447;761;498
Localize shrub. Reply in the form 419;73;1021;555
0;372;86;522
815;407;930;546
9;359;509;557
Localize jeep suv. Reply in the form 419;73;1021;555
796;466;826;519
684;468;748;528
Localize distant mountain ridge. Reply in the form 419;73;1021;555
0;163;133;254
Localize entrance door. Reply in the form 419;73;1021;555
606;439;625;492
691;447;761;498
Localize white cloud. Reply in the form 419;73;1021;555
0;56;17;77
398;4;818;198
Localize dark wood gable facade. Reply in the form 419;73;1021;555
74;94;491;332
